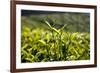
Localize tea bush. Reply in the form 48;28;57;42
21;21;90;63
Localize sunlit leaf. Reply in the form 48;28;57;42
38;40;46;45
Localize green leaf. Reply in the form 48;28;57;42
59;24;67;31
29;37;33;42
45;21;60;34
52;28;60;34
45;21;52;29
42;58;49;62
23;26;30;32
22;44;28;50
25;58;33;62
71;32;78;40
38;40;46;45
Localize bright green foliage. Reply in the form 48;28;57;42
21;21;90;63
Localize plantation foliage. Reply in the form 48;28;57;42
21;11;90;63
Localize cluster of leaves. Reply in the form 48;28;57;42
21;21;90;63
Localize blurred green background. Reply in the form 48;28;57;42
21;10;90;32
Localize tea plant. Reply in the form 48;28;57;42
21;21;90;63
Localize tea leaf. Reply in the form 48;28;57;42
38;40;46;45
